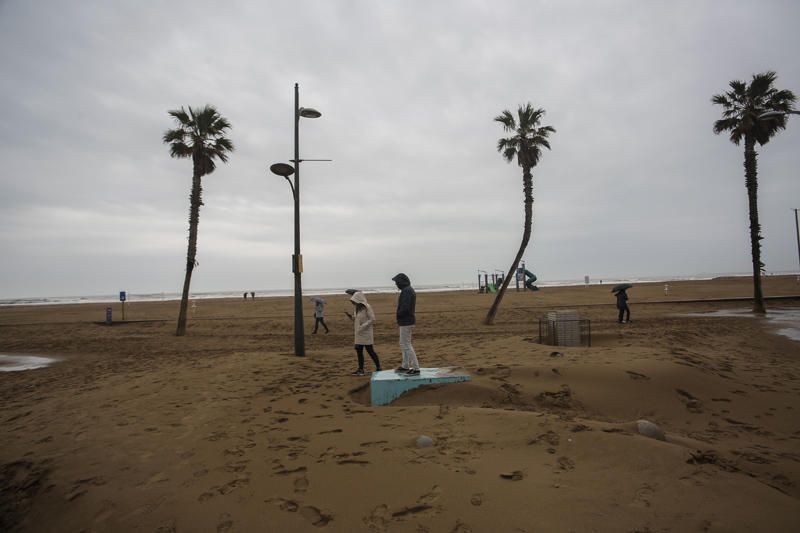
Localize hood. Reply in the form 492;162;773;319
392;273;411;288
350;291;368;305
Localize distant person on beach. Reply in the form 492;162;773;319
348;291;381;376
251;291;255;299
616;288;631;323
392;273;419;376
310;297;329;334
243;292;247;300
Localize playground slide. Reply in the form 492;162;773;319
487;283;497;293
524;270;539;291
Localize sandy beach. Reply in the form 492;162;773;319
1;276;800;532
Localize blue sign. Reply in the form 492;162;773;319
119;291;127;302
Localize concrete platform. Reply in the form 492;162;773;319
370;367;471;406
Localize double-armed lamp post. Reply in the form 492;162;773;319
270;83;326;357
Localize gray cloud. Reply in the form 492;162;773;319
1;0;799;297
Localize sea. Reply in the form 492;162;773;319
2;272;790;307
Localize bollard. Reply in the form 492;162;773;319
105;307;112;324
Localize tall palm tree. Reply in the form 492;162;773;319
484;103;555;325
163;105;234;336
712;71;795;314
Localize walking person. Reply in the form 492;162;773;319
310;297;330;334
615;287;631;323
392;273;420;376
348;291;381;376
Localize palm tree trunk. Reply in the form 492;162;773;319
484;168;533;325
176;167;203;336
743;135;766;314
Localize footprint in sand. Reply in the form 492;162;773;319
266;497;300;512
676;389;703;413
450;520;473;533
226;460;249;473
364;504;390;530
299;505;333;527
217;477;250;495
216;513;234;532
556;456;575;471
294;475;309;493
630;483;655;508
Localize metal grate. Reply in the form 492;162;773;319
538;310;591;347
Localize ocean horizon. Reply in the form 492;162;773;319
0;271;785;307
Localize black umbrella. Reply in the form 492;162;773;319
344;289;358;295
611;283;633;293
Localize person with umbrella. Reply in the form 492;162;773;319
309;296;330;334
612;284;632;324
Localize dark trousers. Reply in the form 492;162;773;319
618;305;630;323
313;317;329;333
355;344;381;370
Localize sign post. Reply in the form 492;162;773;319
119;291;127;321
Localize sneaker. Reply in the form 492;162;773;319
395;367;409;373
351;369;365;376
405;368;421;376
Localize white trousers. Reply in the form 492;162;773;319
399;325;419;370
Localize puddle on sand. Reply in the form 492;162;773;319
682;307;800;343
0;355;60;372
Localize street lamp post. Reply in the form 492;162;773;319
270;83;322;357
794;208;800;278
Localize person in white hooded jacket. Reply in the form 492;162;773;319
349;291;381;376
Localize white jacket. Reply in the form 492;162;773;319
350;291;375;345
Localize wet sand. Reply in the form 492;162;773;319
1;276;799;531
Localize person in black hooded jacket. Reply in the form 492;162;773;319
392;273;420;375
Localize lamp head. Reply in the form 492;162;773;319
298;107;322;119
270;163;295;177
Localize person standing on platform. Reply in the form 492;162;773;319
310;297;330;334
392;273;419;376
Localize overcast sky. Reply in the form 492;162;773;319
1;0;799;298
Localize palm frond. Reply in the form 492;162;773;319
494;110;516;131
169;142;192;158
168;107;191;125
162;128;185;144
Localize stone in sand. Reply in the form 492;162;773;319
636;419;666;441
416;435;434;448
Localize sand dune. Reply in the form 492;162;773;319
1;276;799;531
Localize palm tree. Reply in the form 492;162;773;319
163;105;234;336
712;71;796;314
484;103;555;325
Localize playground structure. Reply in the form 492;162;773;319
478;261;538;293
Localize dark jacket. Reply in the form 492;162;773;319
392;273;416;326
615;290;628;309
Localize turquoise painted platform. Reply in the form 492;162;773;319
370;367;471;406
